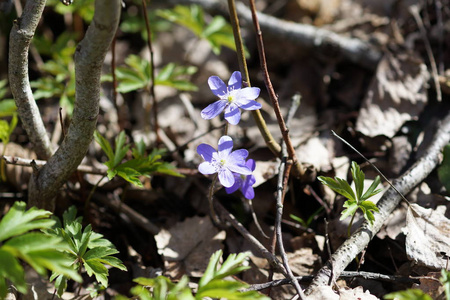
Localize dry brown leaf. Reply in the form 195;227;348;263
403;203;450;269
154;216;225;277
308;286;379;300
355;52;429;138
416;272;445;299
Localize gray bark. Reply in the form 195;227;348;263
305;111;450;295
28;0;121;210
9;0;53;159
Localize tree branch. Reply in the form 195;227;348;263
163;0;382;70
305;111;450;295
8;0;53;159
27;0;121;210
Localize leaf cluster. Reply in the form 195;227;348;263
118;250;268;300
103;54;198;94
94;130;183;187
318;161;382;225
157;5;242;55
0;202;81;299
44;206;126;297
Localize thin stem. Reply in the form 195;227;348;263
347;211;356;238
141;0;160;143
226;0;281;157
84;174;106;212
208;174;221;225
275;143;305;299
247;0;305;178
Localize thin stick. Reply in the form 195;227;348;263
141;0;160;143
227;0;281;158
331;130;409;204
248;0;305;178
214;200;287;275
275;144;305;299
409;5;442;102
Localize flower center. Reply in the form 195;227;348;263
227;95;234;103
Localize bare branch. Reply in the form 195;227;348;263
163;0;382;70
9;0;53;159
28;0;122;210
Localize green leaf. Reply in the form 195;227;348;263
0;202;54;242
438;145;450;193
351;161;365;201
359;200;379;225
361;175;382;201
94;130;114;161
339;200;358;221
318;176;356;202
84;259;109;287
0;248;26;294
384;289;433;300
0;100;17;118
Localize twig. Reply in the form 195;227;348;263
409;5;442;102
227;0;281;158
163;0;382;70
141;0;160;143
248;0;305;179
243;271;419;291
306;111;450;295
275;144;306;299
214;200;287;276
1;155;197;176
96;192;160;235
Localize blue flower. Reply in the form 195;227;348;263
201;71;261;125
197;136;252;188
225;159;256;199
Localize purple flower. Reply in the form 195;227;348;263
225;159;256;199
197;136;252;188
201;71;262;125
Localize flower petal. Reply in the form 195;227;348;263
224;104;241;125
208;76;227;97
225;175;242;194
235;87;260;101
235;99;262;111
227;163;252;175
218;135;233;157
246;159;256;171
198;162;217;175
219;168;235;187
241;184;255;199
201;100;228;120
228;149;249;163
228;71;242;91
197;144;216;161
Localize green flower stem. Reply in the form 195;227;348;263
226;0;281;158
84;174;107;212
347;211;356;238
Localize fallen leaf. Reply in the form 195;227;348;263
154;216;226;277
356;52;429;138
403;204;450;269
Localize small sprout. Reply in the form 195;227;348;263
318;161;382;236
